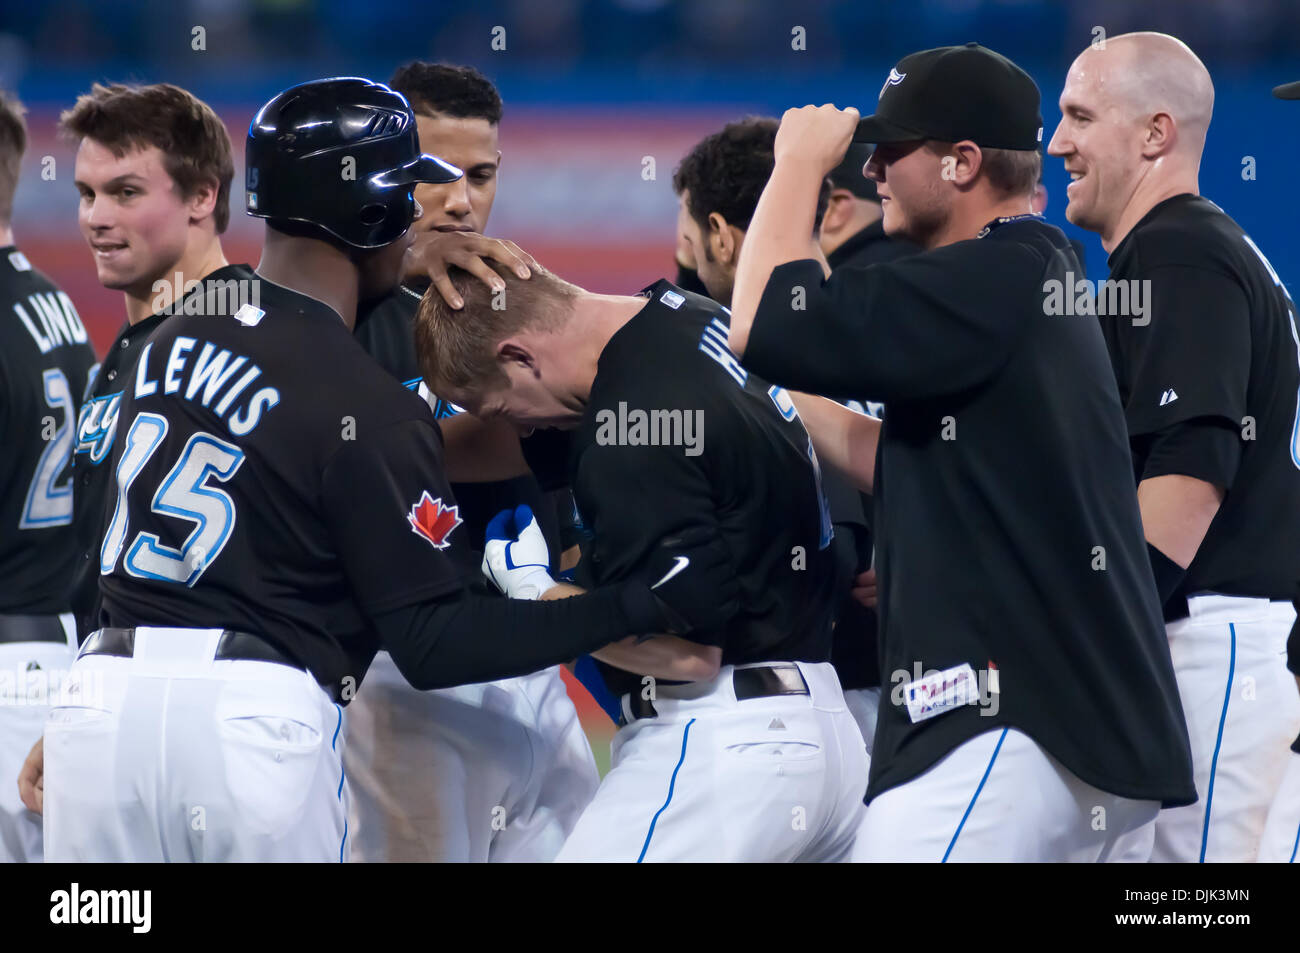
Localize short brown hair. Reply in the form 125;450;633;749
59;83;234;232
925;141;1041;198
0;91;27;225
979;147;1042;197
415;261;581;397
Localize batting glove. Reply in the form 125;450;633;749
482;504;558;600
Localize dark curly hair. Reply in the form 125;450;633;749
672;116;830;237
388;62;502;124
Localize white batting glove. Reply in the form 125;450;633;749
482;504;558;600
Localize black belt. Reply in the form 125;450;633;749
623;663;810;723
78;627;333;698
0;613;70;645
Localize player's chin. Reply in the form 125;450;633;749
94;264;139;291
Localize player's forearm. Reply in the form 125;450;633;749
729;157;830;358
593;636;723;682
542;583;721;680
377;584;663;690
1137;474;1225;568
791;392;880;492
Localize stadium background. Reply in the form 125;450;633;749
2;0;1297;773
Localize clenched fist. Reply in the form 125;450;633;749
773;104;861;178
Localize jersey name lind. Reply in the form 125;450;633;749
131;336;282;436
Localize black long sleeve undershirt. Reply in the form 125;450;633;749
374;582;662;691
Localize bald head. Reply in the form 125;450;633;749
1074;32;1214;153
1049;32;1212;250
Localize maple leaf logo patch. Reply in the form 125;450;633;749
407;491;462;549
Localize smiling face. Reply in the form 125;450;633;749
411;113;500;235
74;138;196;295
864;140;949;248
1048;51;1146;238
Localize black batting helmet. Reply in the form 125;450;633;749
245;77;462;249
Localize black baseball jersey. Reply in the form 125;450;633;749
352;279;563;575
353;279;426;386
68;264;256;638
98;275;466;693
824;222;920;691
1104;194;1300;601
746;216;1196;807
572;280;836;696
826;219;920;271
0;247;96;613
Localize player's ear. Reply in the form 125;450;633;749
185;175;220;226
824;190;853;232
1141;112;1175;158
948;141;982;188
497;339;536;372
708;212;736;264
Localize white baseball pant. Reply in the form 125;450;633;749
555;661;867;862
43;627;347;862
345;651;598;862
852;727;1160;862
1139;595;1300;862
0;614;77;863
843;686;881;757
1258;745;1300;863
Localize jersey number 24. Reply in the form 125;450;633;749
100;412;245;585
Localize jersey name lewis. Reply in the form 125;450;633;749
132;336;282;437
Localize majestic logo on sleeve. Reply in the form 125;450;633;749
407;491;462;549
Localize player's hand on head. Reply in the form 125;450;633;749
850;567;878;609
402;230;538;309
482;504;558;600
17;735;43;815
637;526;740;634
774;104;861;176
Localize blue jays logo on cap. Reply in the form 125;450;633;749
880;68;907;100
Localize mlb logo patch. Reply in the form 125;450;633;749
903;663;981;723
8;251;31;272
660;290;685;310
407;490;462;549
233;304;265;327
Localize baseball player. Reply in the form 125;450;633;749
345;62;599;863
58;83;253;643
37;77;734;862
415;264;869;863
726;44;1196;862
1259;76;1300;864
1049;33;1300;862
819;142;920;269
672;120;919;756
0;92;94;863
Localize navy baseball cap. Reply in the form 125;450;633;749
1274;81;1300;100
854;43;1043;150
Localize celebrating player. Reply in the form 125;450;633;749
346;62;599;864
415;262;869;863
35;77;735;862
727;43;1196;861
1049;32;1300;862
669;117;887;756
59;83;254;642
0;91;94;863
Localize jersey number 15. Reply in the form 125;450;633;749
100;412;245;585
